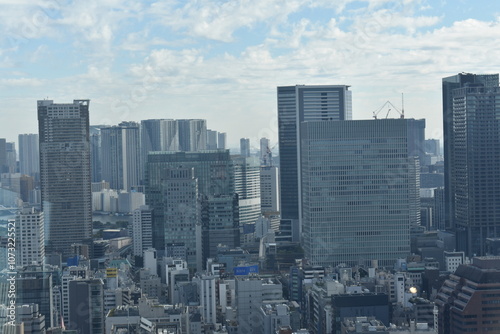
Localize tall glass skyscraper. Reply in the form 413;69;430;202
442;73;499;233
300;119;420;267
277;85;352;237
145;150;239;260
443;74;500;256
38;99;92;256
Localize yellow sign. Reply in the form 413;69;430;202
106;268;118;278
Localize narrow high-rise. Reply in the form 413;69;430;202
442;73;499;231
277;85;352;235
132;205;153;258
207;130;218;150
260;165;280;214
18;134;40;182
0;138;6;173
260;137;271;166
101;121;141;191
443;73;500;256
38;99;92;256
240;138;250;157
218;132;227;149
233;156;261;243
89;125;102;183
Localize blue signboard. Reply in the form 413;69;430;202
67;256;79;267
233;265;259;276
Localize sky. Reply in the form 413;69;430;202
1;0;499;150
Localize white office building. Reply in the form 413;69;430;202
132;205;153;257
16;207;45;266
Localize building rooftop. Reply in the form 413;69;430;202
107;306;140;317
454;257;500;283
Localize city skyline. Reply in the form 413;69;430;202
2;2;500;331
1;0;500;148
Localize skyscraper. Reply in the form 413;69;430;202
140;119;179;169
204;195;240;260
18;134;40;182
233;156;261;242
162;167;202;271
300;119;420;266
4;142;16;173
132;205;153;258
0;138;6;173
101;121;141;191
240;138;250;157
38;99;92;256
260;137;272;166
0;139;15;173
177;119;207;152
260;165;280;214
218;132;227;150
145;150;239;260
443;74;500;256
206;129;218;150
89;125;102;183
442;73;499;232
141;119;163;157
277;85;352;233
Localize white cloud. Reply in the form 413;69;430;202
149;0;315;42
0;0;499;146
0;77;43;86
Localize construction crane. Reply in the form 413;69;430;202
372;93;405;120
263;142;278;166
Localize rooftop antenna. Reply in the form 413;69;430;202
401;93;405;119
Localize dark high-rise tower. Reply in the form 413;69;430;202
277;85;352;237
442;73;499;233
443;74;500;256
38;99;92;256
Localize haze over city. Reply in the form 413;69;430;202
3;1;500;333
1;0;500;147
